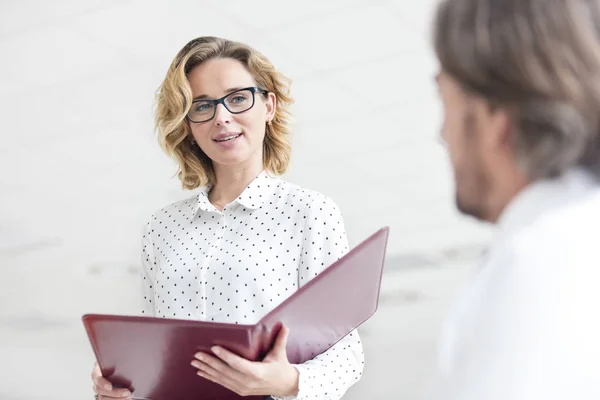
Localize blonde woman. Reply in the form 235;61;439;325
91;37;364;400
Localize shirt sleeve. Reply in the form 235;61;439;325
273;193;365;400
141;217;157;317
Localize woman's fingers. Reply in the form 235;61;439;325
91;363;132;398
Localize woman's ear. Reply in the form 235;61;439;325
265;92;277;122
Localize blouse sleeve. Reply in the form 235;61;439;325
273;193;365;400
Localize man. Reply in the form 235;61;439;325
431;0;600;398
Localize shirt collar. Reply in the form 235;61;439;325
235;170;273;209
195;186;214;213
195;170;274;213
498;168;599;234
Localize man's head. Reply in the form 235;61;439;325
434;0;600;222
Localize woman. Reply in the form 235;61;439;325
91;36;364;400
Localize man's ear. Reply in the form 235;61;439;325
482;102;512;150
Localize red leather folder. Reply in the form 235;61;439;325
83;227;389;400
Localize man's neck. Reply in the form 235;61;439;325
485;169;529;224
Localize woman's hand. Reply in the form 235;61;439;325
191;326;299;397
91;363;132;399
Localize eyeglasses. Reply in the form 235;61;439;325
187;86;269;123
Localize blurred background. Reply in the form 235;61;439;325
0;1;493;398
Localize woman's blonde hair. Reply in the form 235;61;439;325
155;36;294;189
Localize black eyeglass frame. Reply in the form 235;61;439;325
186;86;269;123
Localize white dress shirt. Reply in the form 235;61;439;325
140;171;364;399
432;168;600;399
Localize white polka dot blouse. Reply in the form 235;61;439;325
140;170;364;399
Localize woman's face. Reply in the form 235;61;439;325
187;57;276;171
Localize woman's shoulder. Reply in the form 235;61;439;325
270;176;342;213
145;193;202;225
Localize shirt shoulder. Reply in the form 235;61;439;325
513;189;600;258
145;194;201;227
269;177;342;214
484;189;600;318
